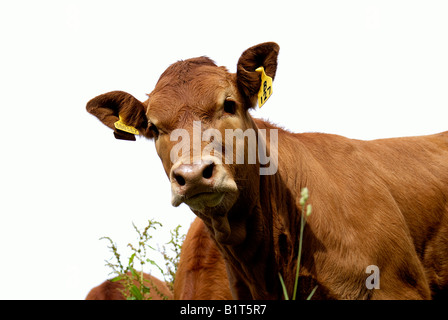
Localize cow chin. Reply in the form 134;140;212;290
171;186;241;245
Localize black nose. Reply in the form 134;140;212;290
172;161;215;187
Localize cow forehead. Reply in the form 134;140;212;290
146;65;235;129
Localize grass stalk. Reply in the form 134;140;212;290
279;187;316;300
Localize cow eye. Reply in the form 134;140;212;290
223;99;236;115
149;124;159;138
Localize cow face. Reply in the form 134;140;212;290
87;42;279;243
146;58;240;212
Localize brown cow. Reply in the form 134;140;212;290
174;217;232;300
86;42;448;299
86;272;173;300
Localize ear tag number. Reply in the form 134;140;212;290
255;66;273;108
114;115;140;135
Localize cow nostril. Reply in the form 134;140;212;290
202;163;214;179
174;174;186;186
173;162;215;187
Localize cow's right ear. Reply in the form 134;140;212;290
236;42;280;108
86;91;153;140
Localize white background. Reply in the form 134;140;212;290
0;0;447;299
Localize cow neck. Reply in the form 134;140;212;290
259;142;304;298
215;119;305;299
216;181;281;299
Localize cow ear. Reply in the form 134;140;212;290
236;42;280;108
86;91;153;140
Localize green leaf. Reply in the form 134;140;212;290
129;285;144;300
146;258;164;274
110;275;122;283
141;285;151;294
129;265;138;278
278;273;289;300
128;253;136;267
307;285;318;300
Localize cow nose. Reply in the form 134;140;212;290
172;161;215;187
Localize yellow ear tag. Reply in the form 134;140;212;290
114;115;140;135
255;66;273;108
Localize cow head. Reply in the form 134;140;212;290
87;42;279;244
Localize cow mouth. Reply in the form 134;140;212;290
171;190;226;210
185;192;225;208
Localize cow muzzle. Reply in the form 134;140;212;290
170;156;238;211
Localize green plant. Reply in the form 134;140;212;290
159;224;185;293
279;187;318;300
101;219;185;300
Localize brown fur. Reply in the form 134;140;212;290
85;272;173;300
86;42;448;299
174;218;233;300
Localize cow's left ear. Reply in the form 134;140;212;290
236;42;280;108
86;91;153;140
